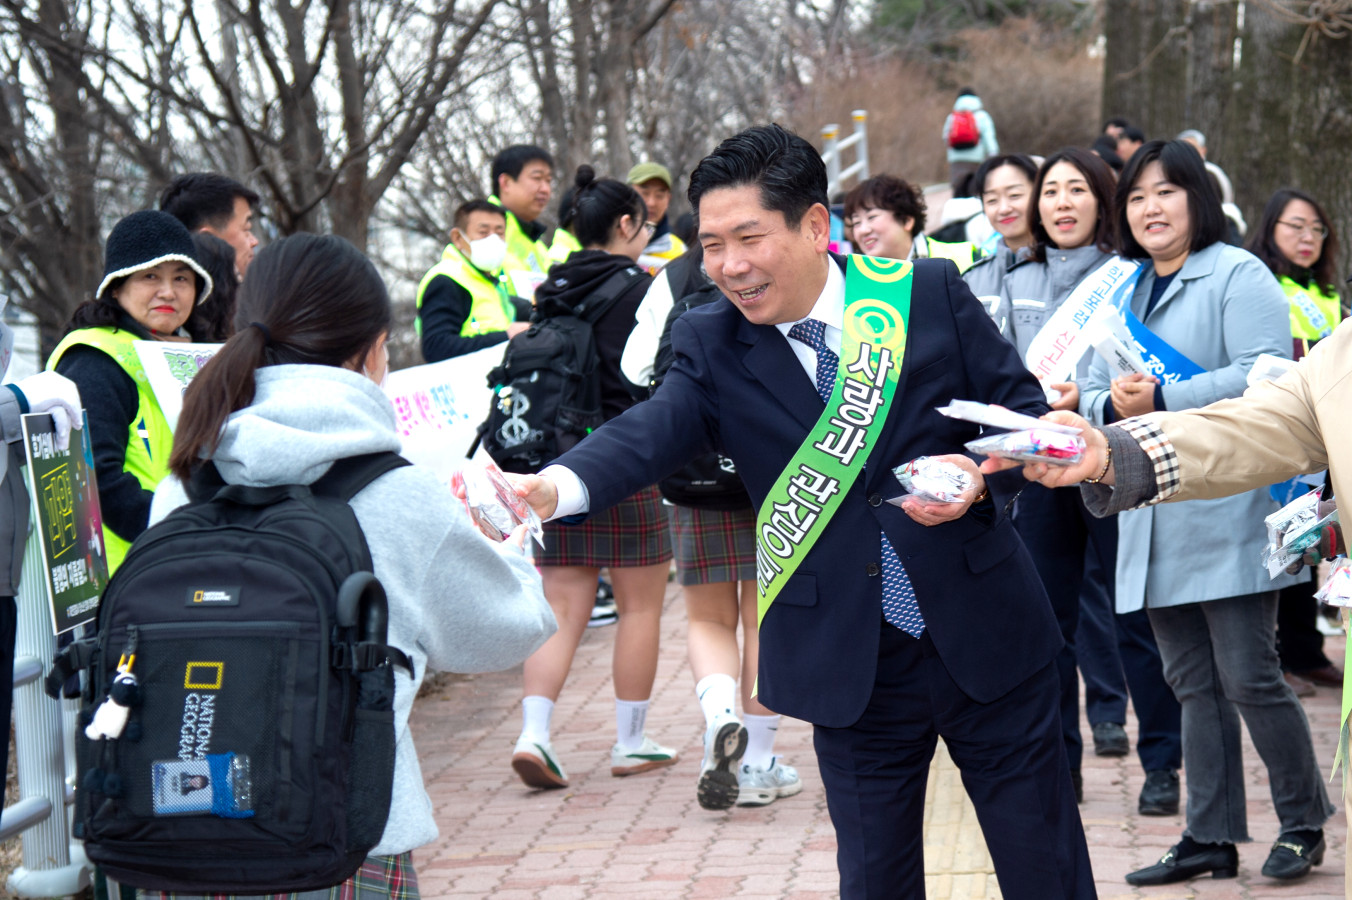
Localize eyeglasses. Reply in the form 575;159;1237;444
1277;220;1328;240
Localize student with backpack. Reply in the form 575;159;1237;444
629;248;802;811
509;166;677;789
943;87;1000;196
134;233;555;897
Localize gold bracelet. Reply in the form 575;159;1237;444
972;485;989;504
1083;437;1113;484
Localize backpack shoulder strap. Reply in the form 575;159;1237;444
575;266;647;324
313;452;412;502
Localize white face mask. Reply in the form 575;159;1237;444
469;233;508;272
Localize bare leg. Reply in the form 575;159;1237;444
609;561;672;701
523;565;600;700
686;580;741;683
737;579;774;715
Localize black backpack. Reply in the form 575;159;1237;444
649;259;751;511
475;266;646;473
47;452;415;894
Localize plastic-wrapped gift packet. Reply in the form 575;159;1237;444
965;428;1086;466
460;460;545;547
1261;488;1335;578
1315;557;1352;608
891;456;974;504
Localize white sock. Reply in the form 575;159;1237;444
743;713;781;770
520;695;554;744
615;698;649;751
695;673;738;725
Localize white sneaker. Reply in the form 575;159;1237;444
736;757;803;806
610;734;679;776
511;735;568;789
696;711;747;811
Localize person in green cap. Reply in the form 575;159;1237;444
627;161;687;271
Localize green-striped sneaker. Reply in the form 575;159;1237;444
512;736;568;789
610;735;679;776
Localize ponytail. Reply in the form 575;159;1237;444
170;233;392;482
570;165;646;247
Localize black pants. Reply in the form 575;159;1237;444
813;624;1095;900
1277;575;1333;673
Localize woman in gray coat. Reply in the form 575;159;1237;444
1080;140;1333;886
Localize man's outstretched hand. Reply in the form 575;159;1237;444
506;473;559;521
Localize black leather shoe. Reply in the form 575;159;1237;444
1125;838;1237;885
1070;768;1082;804
1092;721;1129;757
1262;829;1325;879
1138;768;1180;816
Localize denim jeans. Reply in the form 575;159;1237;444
1148;591;1334;844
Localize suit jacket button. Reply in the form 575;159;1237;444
865;562;881;576
868;493;882;507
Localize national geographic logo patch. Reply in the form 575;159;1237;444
186;586;240;608
184;661;224;690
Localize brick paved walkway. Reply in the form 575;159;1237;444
409;581;1348;899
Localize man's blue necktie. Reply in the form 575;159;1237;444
787;319;925;636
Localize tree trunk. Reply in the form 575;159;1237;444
1101;0;1188;140
1226;3;1352;281
1184;0;1237;157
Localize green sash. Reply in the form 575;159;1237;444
755;255;913;627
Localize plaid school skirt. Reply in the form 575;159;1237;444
139;853;419;900
538;484;672;568
669;504;758;586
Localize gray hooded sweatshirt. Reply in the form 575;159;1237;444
152;364;556;858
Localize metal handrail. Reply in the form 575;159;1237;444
822;110;870;198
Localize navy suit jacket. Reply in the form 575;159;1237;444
555;256;1061;728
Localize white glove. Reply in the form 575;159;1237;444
12;371;83;452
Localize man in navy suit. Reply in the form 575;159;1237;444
513;126;1095;899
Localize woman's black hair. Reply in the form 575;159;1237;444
972;154;1039;198
63;292;129;335
1029;147;1118;263
571;165;647;248
1115;140;1227;259
1246;188;1341;292
555;185;579;231
842;175;927;237
185;232;239;342
170;233;391;481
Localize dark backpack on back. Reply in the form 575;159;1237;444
649;262;751;511
48;452;414;894
475;266;646;473
948;109;981;150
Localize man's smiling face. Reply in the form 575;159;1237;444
697;185;830;326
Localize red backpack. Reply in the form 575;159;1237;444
948;110;980;150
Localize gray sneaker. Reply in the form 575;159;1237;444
736;757;803;807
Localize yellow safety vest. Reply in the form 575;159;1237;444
645;233;686;263
1282;275;1341;343
414;244;515;338
488;196;550;275
48;327;175;573
547;228;581;265
916;235;980;273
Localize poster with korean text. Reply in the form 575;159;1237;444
22;412;108;634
